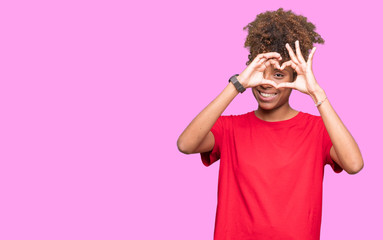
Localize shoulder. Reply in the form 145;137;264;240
221;111;254;120
299;111;322;122
217;111;254;128
298;112;326;130
220;111;253;122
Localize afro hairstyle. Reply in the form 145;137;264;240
243;8;325;66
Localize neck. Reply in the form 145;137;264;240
255;103;298;122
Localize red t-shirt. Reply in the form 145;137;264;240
201;111;342;240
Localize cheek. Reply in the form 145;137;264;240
280;76;293;83
252;88;258;98
292;71;297;81
280;88;293;97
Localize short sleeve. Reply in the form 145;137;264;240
200;116;225;167
322;122;343;173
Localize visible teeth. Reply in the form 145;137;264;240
260;92;277;97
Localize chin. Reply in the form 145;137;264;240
258;102;279;111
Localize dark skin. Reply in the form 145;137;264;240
239;41;363;173
251;61;296;122
178;41;363;174
237;51;297;122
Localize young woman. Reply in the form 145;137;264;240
177;8;363;240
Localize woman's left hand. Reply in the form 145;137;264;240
277;40;323;97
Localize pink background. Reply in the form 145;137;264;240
0;0;382;239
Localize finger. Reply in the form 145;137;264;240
263;59;282;70
257;57;267;70
295;40;306;63
272;60;281;70
276;82;296;90
267;59;282;69
249;54;265;67
285;43;299;64
250;54;269;67
280;60;297;71
258;57;267;64
263;59;274;68
307;47;317;68
258;79;278;88
256;52;282;61
263;59;270;68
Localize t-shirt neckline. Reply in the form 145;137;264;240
250;110;304;127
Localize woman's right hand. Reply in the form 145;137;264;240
237;52;282;89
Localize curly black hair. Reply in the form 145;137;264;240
243;8;324;66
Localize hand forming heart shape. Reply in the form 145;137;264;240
237;40;322;96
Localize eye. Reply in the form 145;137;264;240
274;72;284;78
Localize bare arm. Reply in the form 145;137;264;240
278;41;364;174
177;53;282;154
177;83;239;154
312;90;363;174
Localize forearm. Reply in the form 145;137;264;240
177;82;239;154
312;89;364;173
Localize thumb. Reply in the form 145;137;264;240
276;82;296;89
257;79;278;88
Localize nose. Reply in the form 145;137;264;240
261;65;279;89
260;83;275;89
263;70;278;85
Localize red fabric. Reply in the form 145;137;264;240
201;111;342;240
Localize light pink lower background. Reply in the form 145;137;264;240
0;0;382;239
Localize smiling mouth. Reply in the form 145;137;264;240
258;90;278;101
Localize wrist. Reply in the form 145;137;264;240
236;74;249;89
309;88;326;106
229;74;246;93
308;87;325;103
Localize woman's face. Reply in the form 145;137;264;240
252;64;295;111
